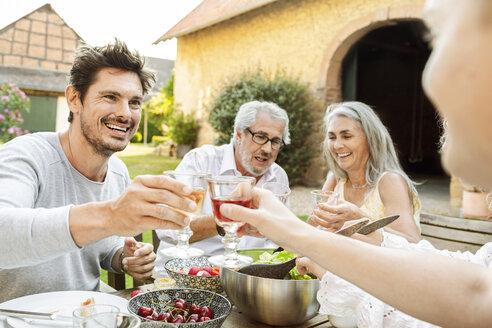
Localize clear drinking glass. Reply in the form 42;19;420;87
207;175;255;268
77;312;141;328
160;171;210;259
311;190;339;208
73;304;119;327
311;190;339;230
262;182;290;205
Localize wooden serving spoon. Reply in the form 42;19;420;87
237;219;370;279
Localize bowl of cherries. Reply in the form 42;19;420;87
165;256;222;293
128;288;231;327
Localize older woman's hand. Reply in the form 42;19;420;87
296;256;326;279
312;199;366;230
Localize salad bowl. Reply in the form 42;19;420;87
221;249;320;326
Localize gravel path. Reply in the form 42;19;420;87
289;186;318;216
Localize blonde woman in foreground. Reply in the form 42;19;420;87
222;0;492;327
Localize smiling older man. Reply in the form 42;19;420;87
155;101;290;272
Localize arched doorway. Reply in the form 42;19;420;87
341;20;444;176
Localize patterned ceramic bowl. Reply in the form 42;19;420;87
128;288;231;328
165;257;223;293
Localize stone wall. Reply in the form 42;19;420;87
172;0;425;184
0;4;82;72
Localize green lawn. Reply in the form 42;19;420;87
116;143;181;178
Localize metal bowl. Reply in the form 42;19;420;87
128;288;231;328
220;267;320;326
165;257;223;293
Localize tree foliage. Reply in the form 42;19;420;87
208;72;314;185
139;73;176;143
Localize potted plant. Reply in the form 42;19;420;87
462;185;490;219
168;111;199;158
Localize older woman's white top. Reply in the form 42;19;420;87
318;232;492;327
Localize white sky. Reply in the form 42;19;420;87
0;0;203;60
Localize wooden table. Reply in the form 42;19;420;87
111;285;333;327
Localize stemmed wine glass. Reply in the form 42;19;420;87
160;171;210;259
262;182;290;205
207;175;255;268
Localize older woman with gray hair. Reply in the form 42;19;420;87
308;101;421;243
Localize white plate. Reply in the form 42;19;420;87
0;291;128;328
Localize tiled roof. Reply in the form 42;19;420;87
154;0;279;43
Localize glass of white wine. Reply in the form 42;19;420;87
160;171;210;259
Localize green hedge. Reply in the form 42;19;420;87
208;72;314;185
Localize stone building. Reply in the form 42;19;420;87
156;0;445;186
0;4;174;134
0;4;83;133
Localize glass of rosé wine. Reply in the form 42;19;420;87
161;171;210;259
207;175;255;268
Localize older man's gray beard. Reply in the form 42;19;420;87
239;140;270;177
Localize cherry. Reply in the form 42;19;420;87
137;306;153;317
160;312;171;322
155;313;165;321
130;290;144;298
171;308;185;316
199;306;214;319
171;314;185;323
188;313;199;322
199;316;211;322
189;303;201;315
145;315;154;321
175;298;188;309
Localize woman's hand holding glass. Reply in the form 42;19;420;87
237;181;291;237
219;187;309;253
308;190;340;230
309;196;365;230
207;175;256;268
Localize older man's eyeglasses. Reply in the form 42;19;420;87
246;128;284;150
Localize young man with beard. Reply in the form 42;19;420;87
0;40;195;302
155;101;290;270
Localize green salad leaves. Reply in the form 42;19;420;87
256;251;313;280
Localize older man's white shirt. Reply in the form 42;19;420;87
155;142;289;273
